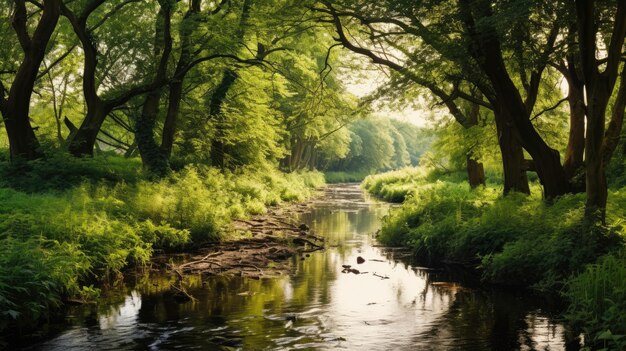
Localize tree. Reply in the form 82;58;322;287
575;0;626;222
0;0;61;160
61;0;164;157
458;0;569;198
313;1;529;193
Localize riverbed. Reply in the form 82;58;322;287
20;184;578;350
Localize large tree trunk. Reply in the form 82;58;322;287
160;0;202;159
2;0;61;160
5;58;44;160
575;0;626;222
136;2;173;176
68;105;111;156
460;0;569;198
160;80;183;158
584;88;611;222
494;111;530;194
136;93;170;176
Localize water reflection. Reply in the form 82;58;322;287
22;184;576;350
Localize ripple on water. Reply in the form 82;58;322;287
17;184;574;351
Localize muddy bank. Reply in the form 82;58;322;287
168;191;327;280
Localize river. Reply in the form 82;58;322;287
20;184;579;350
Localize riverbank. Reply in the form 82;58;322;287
16;183;574;350
363;167;626;349
0;155;324;336
171;196;326;281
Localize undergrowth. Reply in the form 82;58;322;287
365;166;626;350
0;155;324;333
565;252;626;350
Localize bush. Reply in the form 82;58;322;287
565;252;626;350
367;166;626;349
0;156;324;333
368;167;624;290
0;237;90;332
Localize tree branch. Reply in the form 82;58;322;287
12;0;32;52
89;0;141;31
36;44;77;80
531;97;568;121
317;1;472;128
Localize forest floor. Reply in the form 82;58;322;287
166;190;326;282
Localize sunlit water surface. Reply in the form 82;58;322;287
19;184;579;350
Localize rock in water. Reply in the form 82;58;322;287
356;256;365;264
298;223;310;231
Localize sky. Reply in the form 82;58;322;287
340;62;438;128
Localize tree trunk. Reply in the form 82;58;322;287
209;70;238;168
136;2;173;176
467;156;485;188
160;0;202;159
160;80;183;158
584;87;611;222
602;66;626;167
494;111;530;194
2;0;61;160
460;0;569;198
68;104;111;156
136;92;170;176
575;0;626;223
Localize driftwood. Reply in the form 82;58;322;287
171;198;325;278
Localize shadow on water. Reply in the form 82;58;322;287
16;183;581;350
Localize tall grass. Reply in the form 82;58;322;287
0;156;324;333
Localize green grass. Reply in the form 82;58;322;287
0;155;324;333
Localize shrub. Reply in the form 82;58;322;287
565;252;626;350
0;156;324;333
0;237;90;331
369;167;624;290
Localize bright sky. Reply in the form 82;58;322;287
341;64;436;128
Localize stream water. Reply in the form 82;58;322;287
19;184;579;350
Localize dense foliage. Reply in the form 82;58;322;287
322;119;431;182
0;0;625;348
0;155;323;332
364;166;626;349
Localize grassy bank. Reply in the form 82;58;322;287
363;167;626;349
0;155;324;333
